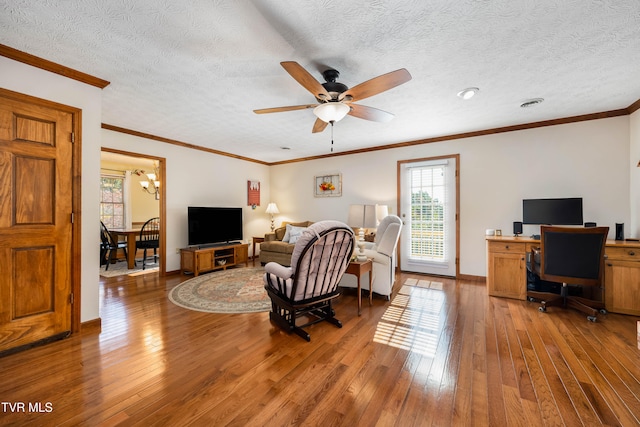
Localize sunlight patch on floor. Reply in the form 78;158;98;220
373;279;445;356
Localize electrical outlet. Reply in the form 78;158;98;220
176;248;180;254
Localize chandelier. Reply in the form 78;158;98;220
133;163;160;199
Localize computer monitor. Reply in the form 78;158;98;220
522;197;583;225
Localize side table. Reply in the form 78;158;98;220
252;236;265;266
345;258;373;316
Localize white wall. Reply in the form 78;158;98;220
630;109;640;238
270;116;631;277
0;57;103;322
101;130;271;269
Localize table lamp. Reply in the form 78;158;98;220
348;204;376;261
265;202;279;231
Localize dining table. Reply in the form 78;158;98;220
111;228;143;269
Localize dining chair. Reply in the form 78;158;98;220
136;217;160;270
100;221;128;271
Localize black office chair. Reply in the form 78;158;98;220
528;225;609;322
136;217;159;270
100;221;128;270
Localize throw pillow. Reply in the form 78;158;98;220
283;224;306;243
288;226;306;244
282;224;293;242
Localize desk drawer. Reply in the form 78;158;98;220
488;241;526;254
606;247;640;262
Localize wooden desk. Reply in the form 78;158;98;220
486;235;640;315
345;259;373;316
252;236;264;266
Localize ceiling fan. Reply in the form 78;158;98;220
254;61;412;133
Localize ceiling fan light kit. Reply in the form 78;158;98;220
313;102;350;123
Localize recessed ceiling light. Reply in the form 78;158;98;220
520;98;544;108
457;87;479;100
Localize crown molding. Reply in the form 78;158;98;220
0;43;110;89
101;124;269;166
105;106;633;167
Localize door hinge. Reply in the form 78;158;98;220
69;293;74;304
71;212;74;223
70;132;75;143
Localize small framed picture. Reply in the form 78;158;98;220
314;174;342;197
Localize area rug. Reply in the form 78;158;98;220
168;266;270;314
99;259;159;277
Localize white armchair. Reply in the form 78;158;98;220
339;215;402;299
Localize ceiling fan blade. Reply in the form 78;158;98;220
348;104;395;122
339;68;411;102
253;104;316;114
312;118;328;133
281;61;331;100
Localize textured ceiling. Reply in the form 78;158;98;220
1;0;639;163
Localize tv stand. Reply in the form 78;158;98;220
196;242;225;249
195;241;244;249
180;242;249;276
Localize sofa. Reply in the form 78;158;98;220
259;221;314;266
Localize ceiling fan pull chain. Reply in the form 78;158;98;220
330;121;334;152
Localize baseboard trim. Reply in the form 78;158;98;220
81;318;102;334
458;274;486;282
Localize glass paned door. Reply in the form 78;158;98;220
400;157;457;276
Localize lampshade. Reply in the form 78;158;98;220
313;102;350;123
348;204;376;228
265;202;279;214
375;204;389;224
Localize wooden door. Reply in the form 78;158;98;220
0;92;74;353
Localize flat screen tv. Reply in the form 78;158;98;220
522;197;583;225
188;207;243;246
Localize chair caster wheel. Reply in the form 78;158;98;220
587;316;597;322
528;297;536;302
599;309;608;315
539;306;546;312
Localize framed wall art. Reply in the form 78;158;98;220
247;180;260;209
314;174;342;197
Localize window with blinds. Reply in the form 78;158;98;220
409;164;448;263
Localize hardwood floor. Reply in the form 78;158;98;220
1;268;639;426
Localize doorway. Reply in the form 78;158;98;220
100;148;166;276
398;155;459;277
